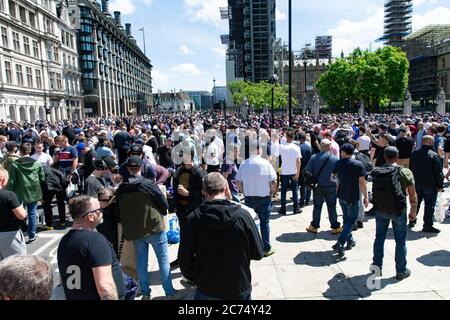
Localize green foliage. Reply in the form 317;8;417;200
317;46;409;111
228;80;295;111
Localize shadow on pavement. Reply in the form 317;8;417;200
145;271;183;286
416;250;450;267
385;229;439;241
323;272;398;300
276;231;340;243
293;251;337;267
150;288;194;300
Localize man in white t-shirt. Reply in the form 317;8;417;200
278;130;302;215
356;126;371;155
31;141;53;168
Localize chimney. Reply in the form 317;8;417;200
125;23;132;37
101;0;109;14
114;11;122;27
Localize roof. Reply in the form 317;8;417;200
406;24;450;44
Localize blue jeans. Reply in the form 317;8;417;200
245;196;272;252
280;175;299;212
195;289;251;300
24;202;38;240
134;232;174;296
312;187;340;229
299;185;311;206
337;199;360;246
416;186;438;228
373;211;408;273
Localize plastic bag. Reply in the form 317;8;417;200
65;181;77;198
166;215;180;244
434;193;445;223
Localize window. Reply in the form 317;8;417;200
23;36;30;55
63;53;66;65
70;35;74;49
54;46;59;62
35;69;42;88
8;0;15;17
1;27;8;48
29;12;35;28
56;73;62;90
12;31;19;52
47;46;52;61
32;40;39;58
19;5;25;23
443;58;446;69
0;0;4;12
61;30;65;45
26;66;32;87
49;72;55;90
4;61;12;84
15;64;23;86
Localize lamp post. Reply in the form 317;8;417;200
288;0;293;126
138;27;146;56
270;74;279;128
303;57;307;114
213;78;217;110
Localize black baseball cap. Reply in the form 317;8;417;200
129;144;143;154
126;155;142;167
102;156;117;169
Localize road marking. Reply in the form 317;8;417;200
32;234;63;257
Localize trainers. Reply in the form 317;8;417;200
331;227;343;234
408;219;417;228
170;259;180;269
26;237;37;244
357;221;364;229
180;276;195;285
422;226;440;234
277;209;286;215
59;222;66;227
167;290;187;300
332;243;345;257
352;224;358;231
293;208;303;215
306;225;318;234
263;249;275;258
396;268;411;281
40;225;53;231
141;294;151;300
346;239;356;250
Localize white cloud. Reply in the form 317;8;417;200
109;0;153;15
170;64;203;77
214;64;222;69
152;70;171;89
327;7;384;57
179;45;194;55
412;6;450;31
212;46;226;58
413;0;441;7
183;0;228;30
276;8;286;22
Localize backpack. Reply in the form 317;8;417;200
355;152;374;175
371;166;406;215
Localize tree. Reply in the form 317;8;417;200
228;80;293;111
316;46;409;111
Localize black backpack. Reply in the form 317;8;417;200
371;166;406;215
355;152;374;175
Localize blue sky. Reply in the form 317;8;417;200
106;0;450;92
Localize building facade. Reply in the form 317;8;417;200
68;0;152;117
405;25;450;101
57;0;82;119
185;90;212;111
153;91;195;113
0;0;68;122
379;0;413;48
223;0;276;83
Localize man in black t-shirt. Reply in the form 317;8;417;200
57;195;125;300
395;128;415;168
156;138;174;169
0;168;28;260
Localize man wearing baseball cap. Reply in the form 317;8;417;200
331;143;369;257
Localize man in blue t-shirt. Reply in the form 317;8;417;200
331;143;369;257
54;135;79;184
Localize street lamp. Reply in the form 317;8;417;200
270;74;279;128
303;57;308;114
288;0;293;127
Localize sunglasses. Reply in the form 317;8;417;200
81;208;103;218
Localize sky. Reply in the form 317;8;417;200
105;0;450;93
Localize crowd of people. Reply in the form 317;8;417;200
0;110;448;300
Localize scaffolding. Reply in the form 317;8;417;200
378;0;413;47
